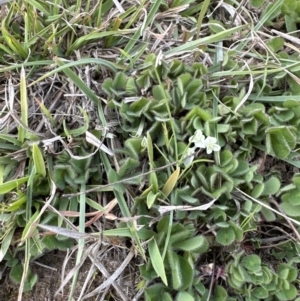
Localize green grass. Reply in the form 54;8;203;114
1;0;300;300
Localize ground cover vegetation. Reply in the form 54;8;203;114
1;0;300;300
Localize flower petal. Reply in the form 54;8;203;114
204;136;220;154
183;147;195;166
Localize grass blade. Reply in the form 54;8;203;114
165;24;248;58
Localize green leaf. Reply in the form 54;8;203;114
161;168;180;198
173;235;209;253
280;203;300;217
150;172;159;193
149;239;168;286
145;284;165;301
213;285;228;301
147;132;155;169
242;117;258;135
165;24;248;57
1;21;28;59
168;251;194;290
281;189;300;205
216;227;235;246
6;195;27;211
278;264;297;281
0;176;29;194
118;158;140;178
108;168;126;193
126;77;138;95
241;254;261;273
102;78;113;95
208;20;226;34
252;287;269;298
220;150;233;167
112;72;127;90
85;198;105;211
250;0;265;7
9;264;37;292
103;227;154;240
67;107;89;137
266;37;284;52
266;126;296;159
153;85;166;101
186;107;212;121
230;161;249;177
147;191;159;209
0;228;14;261
251;183;264;198
176;291;194;301
125;137;143;159
32;144;46;177
282;0;297;15
261;206;276;221
261;176;280;195
276;283;297;301
162;292;172;301
228;221;244;242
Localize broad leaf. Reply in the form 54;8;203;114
266;126;296;159
149;239;168;286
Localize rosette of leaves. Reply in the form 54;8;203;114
141;217;212;301
102;56;210;141
216;101;270;157
50;144;104;216
53;150;96;190
216;97;298;160
226;253;298;300
188;148;257;201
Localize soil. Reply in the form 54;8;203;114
0;247;141;301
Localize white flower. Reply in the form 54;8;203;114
183;147;195;167
189;129;206;148
204;137;221;154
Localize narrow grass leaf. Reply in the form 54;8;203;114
0;228;14;261
34;97;56;126
248;94;300;102
85;198;105;211
147;191;159;209
121;0;161;60
165;24;248;58
54;58;101;106
21;211;40;242
162;167;180;198
149;238;168;286
196;0;211;39
28;58;122;88
1;20;28;59
67;30;133;55
147;132;154;169
23;0;50;16
6;195;27;211
18;66;28;143
0;177;29;194
32;144;46;177
102;228;154;239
